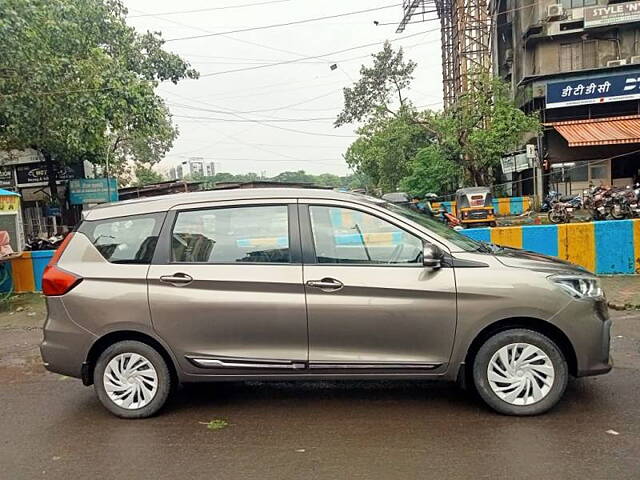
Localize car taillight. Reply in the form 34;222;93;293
42;233;82;296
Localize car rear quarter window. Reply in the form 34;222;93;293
171;205;290;263
78;213;164;264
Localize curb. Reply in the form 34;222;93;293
608;302;640;311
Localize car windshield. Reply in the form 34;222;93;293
379;201;484;252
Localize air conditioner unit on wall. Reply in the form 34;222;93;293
547;4;565;21
607;59;628;67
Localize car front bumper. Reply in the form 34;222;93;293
554;298;612;377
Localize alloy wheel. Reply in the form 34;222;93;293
487;343;555;406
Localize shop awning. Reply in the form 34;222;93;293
546;115;640;147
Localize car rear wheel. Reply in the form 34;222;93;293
94;340;172;418
472;329;568;416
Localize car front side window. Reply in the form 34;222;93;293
308;206;423;265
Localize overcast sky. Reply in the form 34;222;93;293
124;0;443;177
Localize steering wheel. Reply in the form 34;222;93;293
387;243;404;264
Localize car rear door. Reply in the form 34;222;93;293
148;199;308;375
299;200;457;370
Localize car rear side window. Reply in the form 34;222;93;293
171;205;290;263
79;213;164;264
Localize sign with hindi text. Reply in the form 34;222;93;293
546;73;640;109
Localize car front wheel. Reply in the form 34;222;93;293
472;329;568;416
94;340;172;418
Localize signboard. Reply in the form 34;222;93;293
501;152;533;175
44;206;61;217
15;162;82;187
585;2;640;28
546;72;640;109
69;178;118;205
0;166;14;188
0;195;20;213
0;149;44;166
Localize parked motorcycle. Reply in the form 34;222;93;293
24;234;65;251
610;183;640;219
548;201;575;224
541;191;582;213
583;185;612;221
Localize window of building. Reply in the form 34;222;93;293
560;0;597;8
308;206;423;265
559;40;597;71
81;213;163;264
171;205;290;263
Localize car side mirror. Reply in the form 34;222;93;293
423;243;444;269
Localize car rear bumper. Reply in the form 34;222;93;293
40;297;95;379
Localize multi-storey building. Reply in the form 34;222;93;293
494;0;640;196
169;158;215;180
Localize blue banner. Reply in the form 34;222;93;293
69;178;118;205
546;72;640;109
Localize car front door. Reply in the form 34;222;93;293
148;200;308;375
300;201;457;370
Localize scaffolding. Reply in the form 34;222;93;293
397;0;493;109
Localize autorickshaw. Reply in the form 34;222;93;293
455;187;496;228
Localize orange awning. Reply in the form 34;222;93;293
546;115;640;147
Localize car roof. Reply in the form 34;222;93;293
83;188;383;221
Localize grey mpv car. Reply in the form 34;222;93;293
40;188;611;418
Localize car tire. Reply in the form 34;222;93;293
94;340;172;419
472;329;568;416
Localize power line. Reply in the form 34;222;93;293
165;3;403;42
173;114;334;122
198;28;438;77
128;0;292;18
128;7;331;68
168;156;344;164
166;89;339;115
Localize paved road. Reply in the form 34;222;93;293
1;309;639;480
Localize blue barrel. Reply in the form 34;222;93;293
31;250;56;292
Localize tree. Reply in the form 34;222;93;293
335;41;417;127
108;103;178;186
0;0;197;215
433;75;540;186
400;145;461;197
335;43;433;192
271;170;316;184
133;164;165;186
344;114;431;192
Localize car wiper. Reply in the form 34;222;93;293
476;242;496;253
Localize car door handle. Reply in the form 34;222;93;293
306;278;344;291
159;273;193;286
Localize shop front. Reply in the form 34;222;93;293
541;71;640;195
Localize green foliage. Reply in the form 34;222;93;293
335;41;417;127
434;75;540;186
335;43;432;192
200;419;229;431
271;170;316;184
109;103;178;186
336;42;540;195
193;170;366;191
133;163;165;186
344;114;431;192
0;0;197;169
400;145;461;197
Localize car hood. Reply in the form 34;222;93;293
492;247;590;275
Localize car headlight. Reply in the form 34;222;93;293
549;275;603;299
